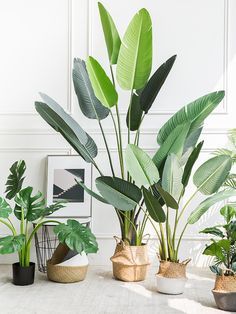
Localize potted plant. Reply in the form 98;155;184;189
0;160;98;285
201;204;236;311
35;2;227;282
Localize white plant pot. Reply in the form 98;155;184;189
156;274;187;295
56;252;88;267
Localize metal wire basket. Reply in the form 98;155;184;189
33;218;91;273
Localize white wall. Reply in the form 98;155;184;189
0;0;235;266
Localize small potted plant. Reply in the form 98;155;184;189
0;160;98;285
201;204;236;311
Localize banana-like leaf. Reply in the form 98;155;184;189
162;154;183;200
5;160;26;200
35;93;97;163
153;122;190;169
14;186;45;221
157;91;225;145
126;93;143;131
140;55;176;113
98;2;121;64
183;127;203;154
116;8;152;90
73;58;109;120
223;174;236;189
188;189;236;224
76;179;108;204
193;155;232;195
182;141;204;188
200;227;224;238
155;184;178;209
143;187;165;223
95;176;142;211
54;219;98;254
86;56;118;108
0;235;25;254
0;198;12;218
125;144;160;186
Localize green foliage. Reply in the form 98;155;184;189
35;94;97;163
0;198;12;218
98;2;121;64
116;8;152;90
143;187;165;222
86;56;118;108
0;235;25;254
157;91;225;145
200;227;224;238
155;184;178;209
126;94;143;131
5;160;26;200
73;58;109;120
76;180;108;204
54;219;98;254
140;55;176;114
125;144;160;186
96;176;142;211
193;155;232;195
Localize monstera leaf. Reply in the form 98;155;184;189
35;94;97;163
143;187;166;223
0;235;25;254
14;187;45;221
188;189;236;224
0;198;12;218
54;219;98;254
193;155;232;195
125;144;160;186
140;55;176;114
86;56;118;108
5;160;26;200
41;201;66;218
73;58;109;120
95;176;142;211
126;93;143;131
157;91;225;145
98;2;121;64
116;8;152;90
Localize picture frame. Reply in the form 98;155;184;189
46;155;92;218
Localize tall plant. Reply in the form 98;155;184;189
35;3;230;248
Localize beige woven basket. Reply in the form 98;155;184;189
158;259;190;278
110;237;150;282
46;243;88;283
214;275;236;292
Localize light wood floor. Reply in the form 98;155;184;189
0;265;232;314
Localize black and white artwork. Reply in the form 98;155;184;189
47;156;92;217
53;169;85;203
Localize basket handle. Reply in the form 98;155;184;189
142;234;151;244
182;258;191;265
113;236;126;248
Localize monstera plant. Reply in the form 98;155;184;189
35;3;232;282
0;160;98;285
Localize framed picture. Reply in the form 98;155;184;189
46;155;92;217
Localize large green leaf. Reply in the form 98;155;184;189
0;235;25;254
35;94;97;163
98;2;121;64
188;189;236;224
86;56;118;108
193;155;232;195
14;186;45;221
183;127;203;154
162;154;183;200
153;122;190;169
0;198;12;218
116;8;152;90
182;141;204;188
140;55;176;113
126;93;143;131
54;219;98;254
157;91;225;145
5;160;26;200
155;184;178;209
203;240;229;261
220;205;236;223
41;201;66;218
76;179;109;204
143;187;165;223
125;144;160;186
200;227;224;238
73;58;109;120
95;176;142;211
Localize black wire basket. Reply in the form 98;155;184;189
34;218;91;273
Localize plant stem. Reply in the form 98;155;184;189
0;219;16;235
134;114;145;145
175;222;188;258
128;90;134;145
177;188;199;224
98;120;115;176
